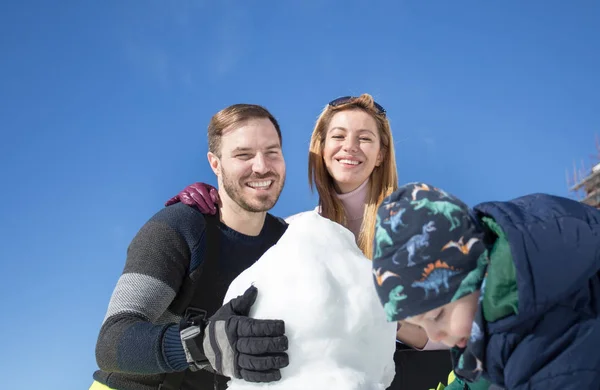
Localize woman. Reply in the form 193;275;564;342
167;94;452;388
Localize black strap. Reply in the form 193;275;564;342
160;212;221;390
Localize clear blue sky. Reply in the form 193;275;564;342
0;1;598;388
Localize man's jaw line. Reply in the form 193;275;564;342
217;192;268;236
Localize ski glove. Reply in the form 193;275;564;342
181;285;289;382
165;182;220;215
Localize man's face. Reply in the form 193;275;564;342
209;118;285;213
404;291;480;348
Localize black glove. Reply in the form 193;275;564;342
180;285;289;382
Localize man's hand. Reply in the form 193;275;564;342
181;286;289;382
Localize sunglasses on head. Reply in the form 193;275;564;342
328;96;386;116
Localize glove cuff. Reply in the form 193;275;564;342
179;308;211;371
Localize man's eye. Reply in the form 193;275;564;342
433;309;444;322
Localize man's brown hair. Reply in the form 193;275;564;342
208;104;282;157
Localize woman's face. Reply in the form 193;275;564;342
322;109;383;194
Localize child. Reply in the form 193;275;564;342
372;182;600;389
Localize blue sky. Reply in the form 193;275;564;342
0;1;598;388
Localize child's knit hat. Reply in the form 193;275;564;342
372;183;488;322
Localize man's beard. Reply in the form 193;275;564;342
221;167;285;213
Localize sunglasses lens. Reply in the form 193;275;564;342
328;96;386;115
374;102;386;114
329;96;353;107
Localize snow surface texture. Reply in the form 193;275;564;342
223;211;397;390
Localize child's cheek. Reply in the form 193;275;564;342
450;308;475;337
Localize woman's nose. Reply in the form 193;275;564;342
342;137;359;152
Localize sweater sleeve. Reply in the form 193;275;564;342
95;204;205;374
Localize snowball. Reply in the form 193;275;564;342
223;211;397;390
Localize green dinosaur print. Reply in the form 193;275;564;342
374;214;393;258
410;198;463;231
384;285;408;321
451;250;489;302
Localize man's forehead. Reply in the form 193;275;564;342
230;143;281;153
221;133;281;153
222;117;273;134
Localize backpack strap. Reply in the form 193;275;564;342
167;212;221;316
160;212;221;390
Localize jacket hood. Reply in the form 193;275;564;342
474;193;600;316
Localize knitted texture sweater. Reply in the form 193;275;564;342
92;202;287;390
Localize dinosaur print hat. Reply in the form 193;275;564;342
372;182;489;322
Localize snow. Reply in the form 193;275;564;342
223;211;397;390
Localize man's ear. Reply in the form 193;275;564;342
207;152;221;176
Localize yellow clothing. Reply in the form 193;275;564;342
89;381;114;390
432;371;456;390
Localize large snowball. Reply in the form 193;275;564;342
223;212;397;390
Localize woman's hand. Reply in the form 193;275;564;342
165;182;220;214
396;321;428;350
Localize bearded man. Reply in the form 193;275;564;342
90;104;290;390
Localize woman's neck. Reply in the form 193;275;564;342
336;179;369;238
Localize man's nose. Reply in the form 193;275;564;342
252;153;269;175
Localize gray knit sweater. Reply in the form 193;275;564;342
92;203;287;390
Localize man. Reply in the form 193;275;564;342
90;104;290;390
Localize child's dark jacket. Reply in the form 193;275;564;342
472;194;600;389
